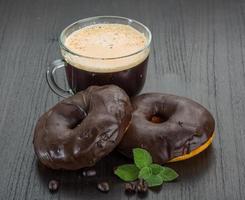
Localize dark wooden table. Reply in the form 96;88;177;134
1;0;245;199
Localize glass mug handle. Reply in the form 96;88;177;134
46;59;74;98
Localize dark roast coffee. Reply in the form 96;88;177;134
65;57;148;96
62;23;150;96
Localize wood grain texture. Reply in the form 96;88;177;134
0;0;244;199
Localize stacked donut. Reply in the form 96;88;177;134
33;85;215;170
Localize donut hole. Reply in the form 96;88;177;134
57;103;87;130
67;116;85;129
67;108;87;129
149;114;168;123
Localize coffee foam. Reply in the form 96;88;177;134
63;24;149;73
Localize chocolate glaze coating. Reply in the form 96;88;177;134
33;85;132;170
118;93;215;163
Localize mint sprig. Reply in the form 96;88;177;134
133;148;152;169
138;166;152;179
114;148;178;187
114;164;139;182
159;166;179;181
145;174;163;187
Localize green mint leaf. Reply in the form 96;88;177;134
145;174;163;187
150;163;164;175
114;164;139;182
159;167;179;182
138;166;152;179
133;148;152;169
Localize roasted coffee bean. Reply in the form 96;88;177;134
48;180;59;193
137;180;148;193
97;181;110;193
82;169;96;177
125;182;137;193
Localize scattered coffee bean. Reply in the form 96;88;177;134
97;181;110;193
82;169;97;177
48;180;59;193
137;179;148;193
125;182;137;193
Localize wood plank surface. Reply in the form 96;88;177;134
0;0;244;199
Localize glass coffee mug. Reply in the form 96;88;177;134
47;16;152;97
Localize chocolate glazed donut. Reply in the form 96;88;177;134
33;85;132;170
118;93;215;164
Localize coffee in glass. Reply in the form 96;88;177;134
47;16;151;97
